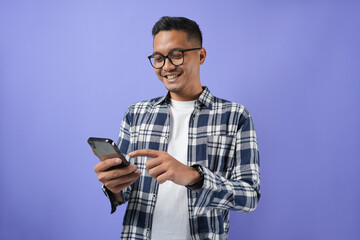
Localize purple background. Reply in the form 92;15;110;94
1;1;359;239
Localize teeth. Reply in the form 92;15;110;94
166;75;178;79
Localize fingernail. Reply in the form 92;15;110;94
131;164;137;171
129;152;134;157
115;158;120;163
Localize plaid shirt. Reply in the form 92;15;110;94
108;87;260;240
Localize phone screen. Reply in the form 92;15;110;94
91;140;118;157
88;137;129;169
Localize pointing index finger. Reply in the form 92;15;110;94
129;149;160;158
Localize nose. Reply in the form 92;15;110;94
162;57;176;71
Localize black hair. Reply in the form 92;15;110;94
152;16;203;47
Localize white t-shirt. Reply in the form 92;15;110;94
150;99;195;240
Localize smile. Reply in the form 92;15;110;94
163;73;182;81
166;74;178;79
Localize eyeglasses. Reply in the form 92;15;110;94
147;48;202;69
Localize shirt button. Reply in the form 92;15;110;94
152;194;156;199
146;228;150;237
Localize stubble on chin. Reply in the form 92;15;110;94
165;84;183;94
159;77;183;94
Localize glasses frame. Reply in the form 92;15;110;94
147;47;202;69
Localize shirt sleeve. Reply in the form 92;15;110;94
192;112;260;217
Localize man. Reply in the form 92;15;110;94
94;16;260;240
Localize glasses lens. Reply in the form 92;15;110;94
149;51;184;68
151;54;164;68
169;51;183;66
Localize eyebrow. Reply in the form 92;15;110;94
153;47;184;55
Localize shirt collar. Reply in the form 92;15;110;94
154;86;214;109
196;86;214;109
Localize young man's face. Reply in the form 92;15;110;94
152;30;206;101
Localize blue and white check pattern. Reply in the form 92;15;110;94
112;87;260;240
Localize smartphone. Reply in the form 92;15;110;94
87;137;129;170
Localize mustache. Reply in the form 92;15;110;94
161;70;183;77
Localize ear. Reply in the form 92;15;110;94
199;48;207;65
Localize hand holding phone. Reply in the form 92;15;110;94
89;137;141;200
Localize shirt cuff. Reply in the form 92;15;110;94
101;185;120;214
191;166;222;217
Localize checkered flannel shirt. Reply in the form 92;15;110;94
105;87;260;240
